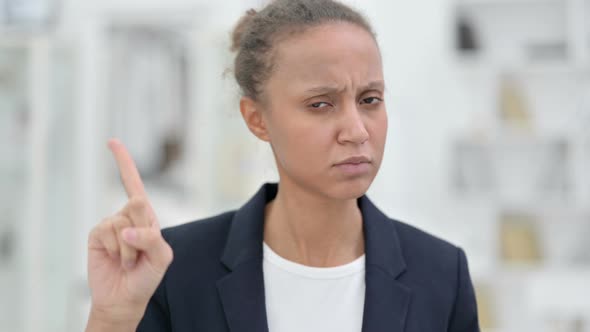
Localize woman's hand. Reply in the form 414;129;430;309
86;139;173;331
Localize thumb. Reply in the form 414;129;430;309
121;227;173;273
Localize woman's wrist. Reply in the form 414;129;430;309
85;306;143;332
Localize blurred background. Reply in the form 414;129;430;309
1;0;589;331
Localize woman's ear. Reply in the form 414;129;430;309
239;96;271;142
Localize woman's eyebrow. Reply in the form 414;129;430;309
303;80;385;95
360;80;385;92
303;85;343;95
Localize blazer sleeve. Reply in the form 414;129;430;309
447;247;481;332
136;228;175;331
136;275;172;332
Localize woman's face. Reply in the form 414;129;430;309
259;22;387;200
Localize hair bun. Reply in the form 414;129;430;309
231;8;258;52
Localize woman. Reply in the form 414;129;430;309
86;0;480;331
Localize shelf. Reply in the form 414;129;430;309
458;0;563;7
455;56;590;75
454;0;575;67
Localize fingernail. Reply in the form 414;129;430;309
107;139;117;150
122;228;137;242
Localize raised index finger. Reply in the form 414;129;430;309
108;138;147;198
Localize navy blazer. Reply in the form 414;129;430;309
138;183;480;332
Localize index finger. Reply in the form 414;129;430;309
108;138;147;198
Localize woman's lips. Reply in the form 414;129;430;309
335;156;371;165
334;161;371;176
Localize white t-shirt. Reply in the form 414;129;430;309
262;242;366;332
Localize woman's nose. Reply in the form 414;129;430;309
336;104;369;145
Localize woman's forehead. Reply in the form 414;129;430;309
270;23;383;88
275;23;379;63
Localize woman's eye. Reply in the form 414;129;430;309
310;102;330;109
361;97;382;105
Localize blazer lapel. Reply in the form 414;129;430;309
216;184;275;332
362;268;412;332
359;195;412;332
216;183;412;332
217;261;269;332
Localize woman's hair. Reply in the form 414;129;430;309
230;0;375;101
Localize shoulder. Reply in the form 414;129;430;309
391;218;464;282
389;219;477;321
162;210;234;240
392;219;460;261
160;211;236;262
386;220;479;329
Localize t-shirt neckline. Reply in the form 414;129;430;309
262;241;365;280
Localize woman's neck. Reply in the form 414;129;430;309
263;181;365;267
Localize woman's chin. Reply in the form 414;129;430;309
325;176;375;200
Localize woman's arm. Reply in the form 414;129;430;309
136;278;172;332
86;140;174;331
447;248;481;332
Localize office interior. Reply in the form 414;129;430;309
1;0;589;331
